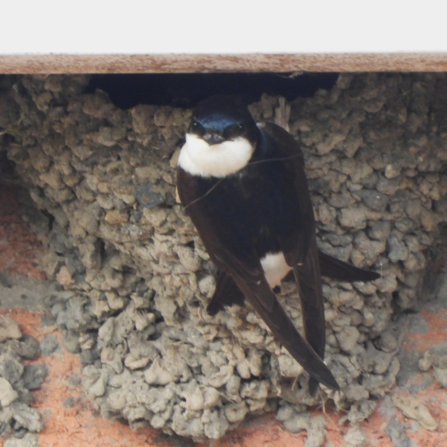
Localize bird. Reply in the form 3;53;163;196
176;95;379;394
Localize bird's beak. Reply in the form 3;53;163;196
203;133;225;146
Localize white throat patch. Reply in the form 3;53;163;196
178;133;254;177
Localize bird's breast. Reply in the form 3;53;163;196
179;156;300;278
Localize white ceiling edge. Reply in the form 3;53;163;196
2;0;447;55
1;50;446;56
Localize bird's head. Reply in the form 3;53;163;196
178;95;260;177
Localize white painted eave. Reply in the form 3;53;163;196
1;0;447;73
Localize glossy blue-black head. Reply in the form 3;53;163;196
189;95;259;146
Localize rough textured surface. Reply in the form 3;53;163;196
0;326;44;441
1;73;447;442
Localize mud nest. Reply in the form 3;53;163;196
1;73;447;442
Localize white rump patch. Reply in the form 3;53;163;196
178;133;254;177
260;252;292;288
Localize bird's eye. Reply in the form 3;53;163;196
190;121;204;135
223;123;245;140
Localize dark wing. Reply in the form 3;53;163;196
207;267;328;388
232;274;339;390
261;122;315;266
177;166;339;390
293;239;325;395
262;123;328;393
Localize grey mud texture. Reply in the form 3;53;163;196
1;73;447;442
0;314;45;443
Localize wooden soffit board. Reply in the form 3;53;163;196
1;53;447;74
